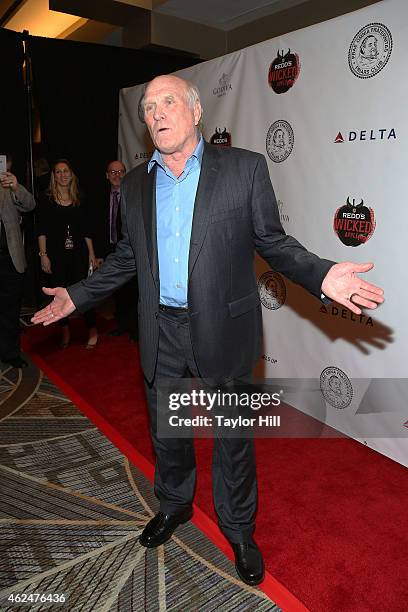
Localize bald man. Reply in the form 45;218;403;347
32;74;384;586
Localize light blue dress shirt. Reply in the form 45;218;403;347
148;137;204;307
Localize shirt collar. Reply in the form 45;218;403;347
148;135;204;174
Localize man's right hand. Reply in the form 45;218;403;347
31;287;75;326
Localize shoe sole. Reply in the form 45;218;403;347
139;512;193;548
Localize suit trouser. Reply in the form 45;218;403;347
144;309;257;543
0;250;24;362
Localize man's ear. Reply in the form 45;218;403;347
194;102;202;126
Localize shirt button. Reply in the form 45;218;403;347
175;207;180;212
175;258;179;263
175;232;180;237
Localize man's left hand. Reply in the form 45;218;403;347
0;171;17;191
321;262;384;315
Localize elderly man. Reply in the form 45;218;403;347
32;75;384;585
1;153;36;368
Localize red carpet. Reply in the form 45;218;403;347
23;320;408;612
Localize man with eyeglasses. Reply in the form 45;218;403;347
100;160;138;341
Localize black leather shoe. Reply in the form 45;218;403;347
139;509;193;548
2;356;28;369
232;538;265;586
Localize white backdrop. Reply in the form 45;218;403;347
118;0;408;467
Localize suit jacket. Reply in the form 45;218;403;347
69;143;334;382
0;183;36;273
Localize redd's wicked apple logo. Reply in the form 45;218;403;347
210;127;231;147
333;197;376;247
268;49;301;93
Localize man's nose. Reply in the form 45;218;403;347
153;105;165;121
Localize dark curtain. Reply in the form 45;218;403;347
30;36;200;256
0;28;27;182
0;28;38;308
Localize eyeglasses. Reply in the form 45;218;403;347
108;169;125;176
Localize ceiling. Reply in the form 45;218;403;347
1;0;310;37
152;0;309;31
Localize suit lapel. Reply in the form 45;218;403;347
141;164;159;287
188;144;220;277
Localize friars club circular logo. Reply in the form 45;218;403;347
258;271;286;310
268;49;301;93
266;120;294;163
348;23;392;79
320;367;353;409
210;127;232;147
334;197;376;247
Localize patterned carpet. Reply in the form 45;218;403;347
0;359;279;611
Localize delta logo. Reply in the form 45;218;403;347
333;197;376;247
320;304;373;327
334;128;396;143
268;49;301;94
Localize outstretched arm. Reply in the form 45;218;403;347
252;156;384;311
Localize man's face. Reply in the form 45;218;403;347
329;376;341;394
273;130;285;148
106;161;126;188
361;36;378;59
143;76;201;156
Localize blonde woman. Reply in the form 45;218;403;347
36;159;97;348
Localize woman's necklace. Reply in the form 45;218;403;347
56;190;72;206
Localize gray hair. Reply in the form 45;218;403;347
184;80;201;109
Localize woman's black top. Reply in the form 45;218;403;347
36;193;91;287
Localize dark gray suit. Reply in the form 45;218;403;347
68;143;333;540
0;183;35;362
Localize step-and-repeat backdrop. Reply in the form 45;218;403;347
118;0;408;467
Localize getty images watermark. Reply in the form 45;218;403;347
168;388;282;429
157;379;286;438
157;378;408;439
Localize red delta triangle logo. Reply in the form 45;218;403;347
335;132;344;143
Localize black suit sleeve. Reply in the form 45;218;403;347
67;187;136;312
251;155;334;298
